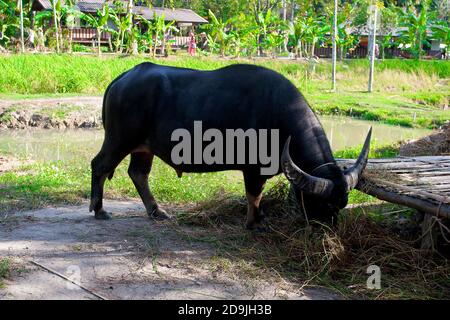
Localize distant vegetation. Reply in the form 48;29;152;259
0;54;448;128
1;1;449;59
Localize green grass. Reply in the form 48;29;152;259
0;141;397;214
0;258;11;288
0;54;448;129
310;92;449;129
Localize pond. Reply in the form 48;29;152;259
0;116;432;162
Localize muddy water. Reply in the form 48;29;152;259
0;117;431;162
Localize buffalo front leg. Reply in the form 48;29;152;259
243;171;267;231
128;152;170;220
90;148;125;220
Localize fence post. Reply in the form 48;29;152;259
19;0;25;53
331;0;338;91
368;5;378;93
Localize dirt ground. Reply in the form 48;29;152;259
0;200;340;300
0;96;102;129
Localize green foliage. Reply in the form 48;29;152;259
396;4;432;59
0;258;10;287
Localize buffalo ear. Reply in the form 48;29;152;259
281;136;334;198
344;127;372;191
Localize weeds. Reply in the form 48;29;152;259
174;186;450;299
0;258;11;288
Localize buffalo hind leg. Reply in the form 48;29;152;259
128;152;170;220
243;171;267;231
90;148;126;220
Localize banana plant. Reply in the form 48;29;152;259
303;16;329;58
378;33;393;60
137;15;154;56
110;10;132;53
34;0;79;52
430;21;449;52
81;4;111;56
287;17;307;58
227;14;256;57
0;0;21;49
151;14;177;57
206;9;232;57
396;5;432;59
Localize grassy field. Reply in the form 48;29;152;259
0;55;449;299
0;142;393;214
0;54;448;129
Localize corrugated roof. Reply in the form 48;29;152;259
34;0;52;10
33;0;207;23
75;0;108;13
349;25;407;37
133;6;207;23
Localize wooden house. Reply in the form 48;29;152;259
31;0;207;47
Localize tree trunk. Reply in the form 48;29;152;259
53;2;60;54
97;29;102;56
418;32;423;60
290;0;295;22
368;5;377;92
420;213;438;252
161;33;166;57
331;0;337;91
153;33;158;58
119;31;125;53
298;41;303;58
19;0;25;53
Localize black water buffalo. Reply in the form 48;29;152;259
90;62;371;229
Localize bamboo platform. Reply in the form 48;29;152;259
337;156;450;219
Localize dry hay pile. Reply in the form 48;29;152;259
175;183;450;299
400;122;450;156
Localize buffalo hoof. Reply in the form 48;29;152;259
149;207;171;220
95;209;113;220
245;222;268;233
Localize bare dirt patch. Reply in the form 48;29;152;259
0;155;32;173
0;200;339;300
0;96;102;129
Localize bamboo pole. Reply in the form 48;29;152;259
331;0;337;91
357;179;450;219
52;0;60;53
368;5;377;92
19;0;25;53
